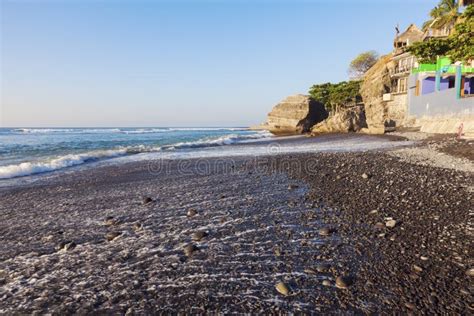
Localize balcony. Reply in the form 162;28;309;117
389;65;413;76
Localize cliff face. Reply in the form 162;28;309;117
360;54;394;134
265;94;328;135
311;105;367;134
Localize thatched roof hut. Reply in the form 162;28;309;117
394;24;424;50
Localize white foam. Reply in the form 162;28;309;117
0;131;273;179
164;131;272;150
13;128;122;134
12;127;248;135
135;135;413;162
120;129;167;134
13;128;76;134
167;127;247;131
0;149;130;179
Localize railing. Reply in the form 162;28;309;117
389;66;413;76
425;28;451;38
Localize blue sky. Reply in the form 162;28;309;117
1;0;436;127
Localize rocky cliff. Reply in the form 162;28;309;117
311;105;367;134
360;54;394;134
265;94;328;135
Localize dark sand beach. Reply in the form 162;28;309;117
0;133;472;314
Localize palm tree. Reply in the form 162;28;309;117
423;0;460;31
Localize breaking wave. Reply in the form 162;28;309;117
0;131;272;179
0;149;128;179
163;132;272;150
11;127;248;135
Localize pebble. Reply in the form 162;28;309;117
322;280;331;286
385;220;397;228
56;241;76;251
187;209;197;217
106;231;122;241
142;197;153;205
361;173;369;179
413;264;423;273
275;282;290;296
63;241;77;251
420;256;429;261
405;302;416;310
104;216;118;226
374;222;385;230
104;215;114;222
466;268;474;277
369;209;378;214
42;235;54;242
133;223;142;231
316;263;330;273
318;227;332;236
429;295;438;304
335;275;353;289
192;231;208;241
184;244;198;257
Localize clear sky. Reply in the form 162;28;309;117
1;0;437;127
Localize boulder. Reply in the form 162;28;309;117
265;94;328;135
360;54;394;134
311;105;367;133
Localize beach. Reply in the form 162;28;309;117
0;133;473;314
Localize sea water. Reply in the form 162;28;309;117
0;127;271;179
0;127;411;181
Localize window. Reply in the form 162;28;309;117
391;79;398;93
448;76;455;89
398;78;407;93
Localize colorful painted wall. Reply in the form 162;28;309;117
408;73;474;118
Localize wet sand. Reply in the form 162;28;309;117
0;133;472;313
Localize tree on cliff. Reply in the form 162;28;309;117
422;0;460;30
408;4;473;63
309;81;362;113
348;51;379;79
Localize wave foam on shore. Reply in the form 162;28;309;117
0;131;272;179
10;127;248;135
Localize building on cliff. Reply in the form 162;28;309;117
406;57;474;135
383;21;464;129
361;2;473;135
383;24;424;128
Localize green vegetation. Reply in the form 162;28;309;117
422;0;460;30
307;2;472;117
408;4;473;63
406;38;452;63
308;81;362;112
348;51;379;79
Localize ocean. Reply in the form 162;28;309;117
0;127;272;180
0;128;413;182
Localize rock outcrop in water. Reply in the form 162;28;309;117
265;94;328;135
311;105;367;134
360;55;393;134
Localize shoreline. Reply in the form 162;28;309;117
0;133;411;189
0;133;472;313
